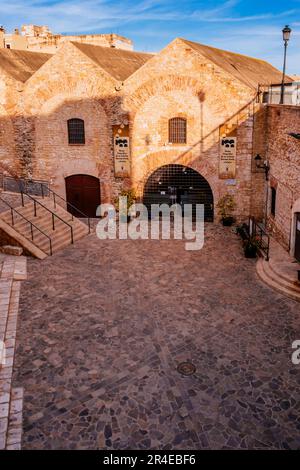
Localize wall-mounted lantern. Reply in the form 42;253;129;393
255;154;270;181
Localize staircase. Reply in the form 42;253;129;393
256;253;300;303
0;194;91;259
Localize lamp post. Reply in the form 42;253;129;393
280;25;292;105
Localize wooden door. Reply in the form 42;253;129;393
65;175;100;218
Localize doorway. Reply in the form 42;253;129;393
65;175;101;218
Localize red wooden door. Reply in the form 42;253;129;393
65;175;100;218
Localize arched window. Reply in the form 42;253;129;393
168;117;187;144
67;118;85;144
271;187;276;216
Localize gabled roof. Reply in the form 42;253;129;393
71;42;153;81
179;38;292;89
0;49;52;82
0;38;291;89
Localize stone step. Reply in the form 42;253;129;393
0;218;47;260
264;260;300;294
2;205;87;229
256;258;300;302
0;199;90;258
12;219;85;237
5;220;74;238
268;259;299;286
37;227;89;252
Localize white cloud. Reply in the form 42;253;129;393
3;0;290;33
1;1;299;72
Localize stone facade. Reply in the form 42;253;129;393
0;24;133;53
261;105;300;255
0;35;298;252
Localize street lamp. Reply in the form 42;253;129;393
280;25;292;105
255;154;270;181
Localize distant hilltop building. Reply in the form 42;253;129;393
0;24;133;52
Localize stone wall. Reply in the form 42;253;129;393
13;42;123;203
125;39;259;220
264;105;300;253
0;72;20;177
250;105;268;221
0;38;275;224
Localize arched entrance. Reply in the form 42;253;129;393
65;175;101;217
143;164;214;221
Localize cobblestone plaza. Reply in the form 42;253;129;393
12;225;300;450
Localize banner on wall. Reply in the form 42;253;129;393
113;124;130;178
219;137;237;179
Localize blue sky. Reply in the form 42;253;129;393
2;0;300;73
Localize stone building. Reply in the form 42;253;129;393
0;36;299;260
258;105;300;258
0;24;133;52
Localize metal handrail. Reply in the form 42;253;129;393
0;196;53;256
39;183;91;233
249;217;270;261
21;192;74;245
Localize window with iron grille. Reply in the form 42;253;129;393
67;118;85;144
168;117;187;144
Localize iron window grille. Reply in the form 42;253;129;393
68;118;85;144
169;117;187;144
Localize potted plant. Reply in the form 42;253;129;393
115;188;136;223
217;194;236;226
243;236;260;258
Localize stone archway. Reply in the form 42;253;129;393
143;164;214;221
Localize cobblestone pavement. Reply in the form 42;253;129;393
12;224;300;449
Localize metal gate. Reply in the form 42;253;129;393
143;164;214;221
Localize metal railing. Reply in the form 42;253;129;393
258;83;300;106
249;217;270;261
20;192;74;245
0;174;49;195
0;174;91;232
0;196;53;256
39;183;91;233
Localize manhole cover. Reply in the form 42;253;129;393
177;362;196;376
